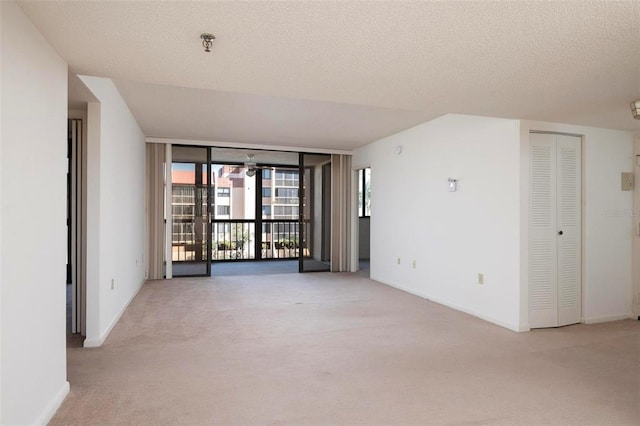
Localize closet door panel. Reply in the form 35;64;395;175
530;133;559;328
556;135;581;326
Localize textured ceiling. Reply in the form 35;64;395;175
19;1;640;150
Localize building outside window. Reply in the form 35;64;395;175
274;187;298;204
275;170;299;187
172;163;304;260
171;184;207;246
273;205;299;218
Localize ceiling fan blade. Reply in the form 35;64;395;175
243;155;275;170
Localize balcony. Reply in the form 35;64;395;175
172;219;309;262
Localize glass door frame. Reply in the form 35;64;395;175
205;148;212;276
169;145;212;277
298;152;304;273
298;153;332;273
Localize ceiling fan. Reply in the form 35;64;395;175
244;154;270;177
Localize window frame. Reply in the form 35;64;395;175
217;187;230;197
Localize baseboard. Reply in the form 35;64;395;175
371;276;522;332
84;280;144;348
33;381;69;425
83;336;104;348
583;313;633;324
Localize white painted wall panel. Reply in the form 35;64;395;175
522;121;633;324
1;2;69;423
353;114;522;331
80;76;147;347
356;116;633;331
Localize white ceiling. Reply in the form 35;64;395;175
114;79;433;148
20;1;640;150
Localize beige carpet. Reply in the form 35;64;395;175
53;272;639;425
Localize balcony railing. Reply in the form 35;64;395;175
172;219;309;262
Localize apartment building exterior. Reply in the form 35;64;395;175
171;164;302;264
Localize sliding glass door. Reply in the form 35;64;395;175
167;146;332;276
170;146;211;277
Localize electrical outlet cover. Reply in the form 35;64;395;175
621;172;634;191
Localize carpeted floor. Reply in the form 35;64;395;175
53;272;639;425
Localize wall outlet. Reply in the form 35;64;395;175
412;260;416;269
111;278;115;290
478;273;484;285
397;257;401;265
621;172;634;191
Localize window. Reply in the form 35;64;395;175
262;169;271;180
273;205;299;219
358;168;371;217
275;169;299;187
262;205;272;218
274;187;298;205
217;205;230;216
217;187;230;197
172;204;194;216
275;188;298;198
262;187;271;197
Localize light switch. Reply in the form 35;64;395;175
621;172;634;191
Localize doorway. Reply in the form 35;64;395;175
357;168;371;274
167;147;333;276
67;118;85;339
299;153;332;272
529;132;582;328
170;146;211;277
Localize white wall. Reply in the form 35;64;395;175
521;121;634;324
79;76;147;347
353;114;522;331
1;2;69;424
354;114;634;332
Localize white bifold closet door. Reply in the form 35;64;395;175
530;133;581;328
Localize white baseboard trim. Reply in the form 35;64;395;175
371;276;523;332
583;313;633;324
34;381;69;425
84;280;144;348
